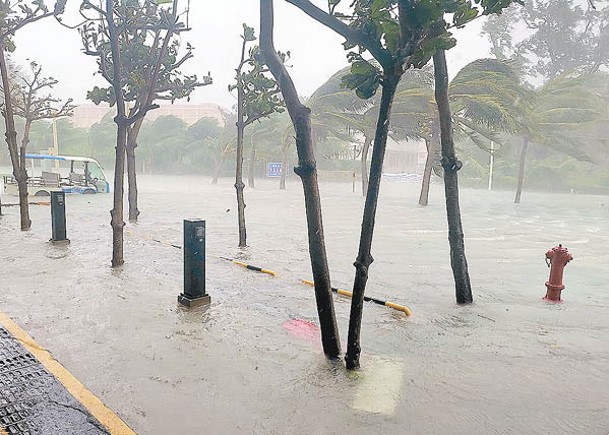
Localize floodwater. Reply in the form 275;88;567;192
0;175;608;434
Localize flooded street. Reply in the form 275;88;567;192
1;176;608;434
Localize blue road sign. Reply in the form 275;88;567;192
267;162;283;178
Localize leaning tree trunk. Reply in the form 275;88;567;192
433;49;473;305
248;138;256;188
514;137;529;204
418;137;436;206
260;0;341;358
346;72;400;370
126;118;143;222
0;44;30;230
212;149;226;185
360;135;371;196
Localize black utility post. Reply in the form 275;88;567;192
178;219;210;308
50;191;69;246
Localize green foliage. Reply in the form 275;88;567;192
329;0;518;99
341;57;381;99
459;133;609;194
450;58;532;134
79;0;211;110
0;1;55;49
231;24;284;126
483;0;609;82
524;73;607;161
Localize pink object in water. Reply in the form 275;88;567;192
282;319;320;344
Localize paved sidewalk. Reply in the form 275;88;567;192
0;315;133;435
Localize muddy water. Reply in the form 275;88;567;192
1;176;608;434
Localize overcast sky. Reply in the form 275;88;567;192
11;0;493;110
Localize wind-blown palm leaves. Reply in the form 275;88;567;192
512;72;607;202
449;58;532;150
307;58;607;204
308;64;435;194
307;65;367;145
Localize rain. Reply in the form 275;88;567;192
0;1;608;434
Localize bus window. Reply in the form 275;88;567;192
88;162;106;181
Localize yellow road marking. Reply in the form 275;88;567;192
0;312;135;435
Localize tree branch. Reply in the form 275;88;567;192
260;0;303;115
244;108;276;126
283;0;393;68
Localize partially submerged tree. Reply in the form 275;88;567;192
307;64;433;196
82;0;210;223
433;50;473;305
230;23;283;247
260;0;341;358
277;0;517;369
0;0;65;230
418;58;530;206
80;0;208;265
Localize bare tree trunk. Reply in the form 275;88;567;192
0;44;30;230
107;1;128;267
17;120;32;230
514;137;529;204
235;91;247;247
360;135;371;196
126;118;143;222
346;72;400;370
433;49;473;305
111;120;127;267
248;138;256;188
260;0;341;359
418;138;433;206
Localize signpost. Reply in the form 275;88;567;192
267;162;282;178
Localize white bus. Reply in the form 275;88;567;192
2;154;110;196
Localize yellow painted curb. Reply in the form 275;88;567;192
0;312;136;435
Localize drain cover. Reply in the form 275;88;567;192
0;326;109;434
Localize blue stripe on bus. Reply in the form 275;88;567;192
24;154;66;161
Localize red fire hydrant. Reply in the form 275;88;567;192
544;244;573;302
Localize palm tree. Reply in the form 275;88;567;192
511;73;606;203
416;58;531;205
308;65;434;195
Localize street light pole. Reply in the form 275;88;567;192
52;116;59;169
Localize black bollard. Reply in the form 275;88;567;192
50;191;70;246
178;219;210;308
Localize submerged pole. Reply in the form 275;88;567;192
50;191;69;246
178;219;210;308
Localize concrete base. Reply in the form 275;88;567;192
178;293;211;308
50;239;70;246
